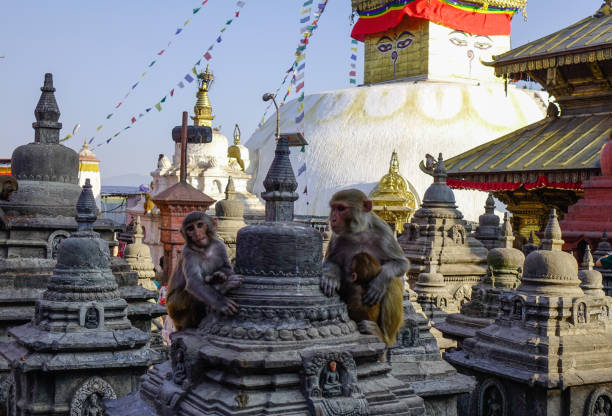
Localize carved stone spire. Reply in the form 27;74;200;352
76;179;98;232
475;192;501;250
261;137;298;222
33;73;62;144
499;213;514;249
581;245;595;270
540;209;563;251
579;245;605;297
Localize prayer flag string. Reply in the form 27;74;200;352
91;0;246;150
86;0;211;146
349;39;358;85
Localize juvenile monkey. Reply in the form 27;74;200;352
345;252;404;347
166;211;242;331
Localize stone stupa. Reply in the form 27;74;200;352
473;193;500;250
593;230;612;295
123;216;157;292
436;213;524;347
214;176;247;261
0;180;160;416
446;210;612;415
399;153;488;314
106;135;426;415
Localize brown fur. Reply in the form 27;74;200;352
346;252;404;347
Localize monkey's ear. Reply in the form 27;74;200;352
212;217;218;230
351;272;358;283
363;199;373;213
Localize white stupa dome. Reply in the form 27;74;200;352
246;81;547;220
173;130;229;169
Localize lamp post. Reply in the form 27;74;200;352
262;93;280;141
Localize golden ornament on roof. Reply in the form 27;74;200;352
191;65;215;127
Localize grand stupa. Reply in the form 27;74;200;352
245;0;545;221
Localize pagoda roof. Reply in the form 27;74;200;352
152;181;215;204
446;113;612;176
491;13;612;76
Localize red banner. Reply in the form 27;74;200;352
351;0;514;41
447;176;583;192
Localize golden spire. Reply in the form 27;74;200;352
191;65;215;127
82;139;89;150
233;123;241;145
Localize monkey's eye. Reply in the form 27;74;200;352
196;222;205;229
186;225;195;232
337;206;346;212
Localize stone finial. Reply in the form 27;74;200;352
522;231;539;256
540;209;563;251
225;176;236;199
581;244;594;270
434;153;447;183
594;229;612;261
485;193;495;213
76;179;97;232
233;124;241;145
134;216;144;243
33;73;62;144
499;213;514;249
261;137;298;222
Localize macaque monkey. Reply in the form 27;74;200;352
166;211;242;331
345;252;404;347
321;189;407;345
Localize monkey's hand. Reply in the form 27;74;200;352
363;273;391;306
214;296;239;316
220;274;243;294
321;261;341;297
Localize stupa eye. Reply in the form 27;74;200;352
377;43;393;53
449;37;468;47
474;40;492;50
395;32;415;49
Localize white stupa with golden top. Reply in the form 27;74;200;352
246;0;546;220
151;67;263;217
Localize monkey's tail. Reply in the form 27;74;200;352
378;277;404;347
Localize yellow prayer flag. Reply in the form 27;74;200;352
96;125;103;131
351;47;357;52
298;102;304;112
184;18;191;26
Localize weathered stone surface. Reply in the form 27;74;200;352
214;177;247;261
399;154;488;322
106;137;426;415
436;214;524;346
446;210;612;416
473;193;500;250
0;180;160;416
594;230;612;295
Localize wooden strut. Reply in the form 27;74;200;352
180;111;188;183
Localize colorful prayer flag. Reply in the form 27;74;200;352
178;81;185;88
295;112;304;123
226;19;233;25
114;132;120;137
141;72;147;78
303;186;308;194
303;0;313;5
192;66;198;75
300;16;310;23
350;79;356;84
220;27;227;33
184;18;191;26
175;28;182;35
155;103;162;112
235;11;240;17
115;102;122;109
193;7;201;14
350;54;357;61
107;138;112;143
149;60;156;67
146;108;152;112
160;96;167;103
296;81;305;92
131;117;136;123
236;0;245;6
298;102;304;112
106;114;113;120
131;82;139;89
96;125;103;131
349;70;356;76
89;137;94;144
184;74;195;83
301;145;305;152
158;49;165;55
297;163;306;176
170;89;174;97
298;63;305;71
204;52;212;61
298;92;305;102
301;8;311;14
217;36;222;43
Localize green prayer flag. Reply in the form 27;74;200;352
350;79;356;84
298;92;305;102
155;103;162;111
149;60;156;67
220;27;227;32
106;114;113;119
160;96;167;103
193;7;201;14
113;132;120;137
195;59;201;66
301;146;305;152
192;66;198;75
226;19;233;24
124;126;130;130
303;0;313;5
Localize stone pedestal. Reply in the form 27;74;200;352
446;210;612;416
389;288;475;416
0;181;160;416
106;137;426;416
400;154;488;313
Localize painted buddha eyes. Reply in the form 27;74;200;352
448;30;493;50
376;31;415;53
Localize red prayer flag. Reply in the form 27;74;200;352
204;52;212;60
349;70;356;76
157;49;165;55
170;89;174;97
296;81;305;92
115;102;122;109
131;117;136;123
235;11;240;17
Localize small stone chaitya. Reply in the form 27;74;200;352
446;210;612;416
0;180;160;415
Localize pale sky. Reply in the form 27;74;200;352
0;1;599;185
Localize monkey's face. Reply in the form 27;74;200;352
329;201;351;234
185;220;209;247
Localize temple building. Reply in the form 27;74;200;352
246;0;545;222
78;140;101;208
446;210;612;416
445;8;612;245
128;67;263;268
370;151;418;234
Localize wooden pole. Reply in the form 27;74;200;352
180;111;188;183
